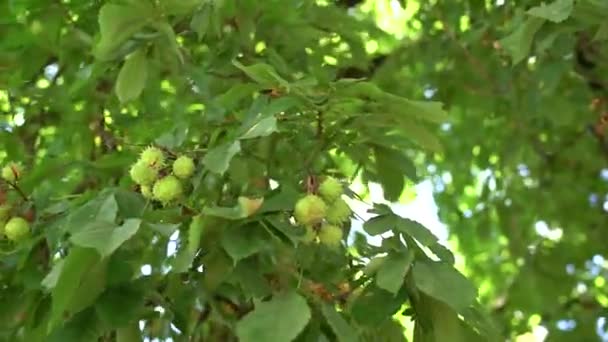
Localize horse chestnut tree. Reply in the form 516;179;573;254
0;1;496;341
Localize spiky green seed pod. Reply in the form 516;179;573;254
140;185;153;199
152;175;183;204
318;176;343;203
140;146;165;169
326;198;351;224
318;224;343;248
172;156;195;179
294;195;327;226
1;162;23;183
4;217;30;242
301;226;317;244
129;162;158;185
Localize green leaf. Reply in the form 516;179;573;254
49;247;105;330
201;248;234;290
394;217;437;247
428;242;455;264
234;259;273;299
42;260;64;290
259;186;299;213
412;261;477;312
221;224;269;263
413;294;485;342
116;323;141;342
375;251;414;295
115;48;148;103
373;147;406;201
398;120;443;153
527;0;573;23
500;16;545;65
144;222;180;237
95;3;155;60
97;193;119;222
359;319;407;342
233;60;289;88
236;291;311;342
373;145;418;184
159;0;201;15
381;92;448;124
154;21;184;65
172;215;205;273
95;285;145;328
47;308;101;342
65;192;119;235
70;219;141;257
114;189;145;218
363;214;396;236
402;100;449;124
321;304;359;342
203;141;241;174
350;285;408;326
240;116;278;139
190;6;211;40
594;23;608;41
203;204;244;220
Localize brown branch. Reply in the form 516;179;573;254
4;181;29;202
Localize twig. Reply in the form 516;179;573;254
5;181;29;202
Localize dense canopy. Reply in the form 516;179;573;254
1;0;607;341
